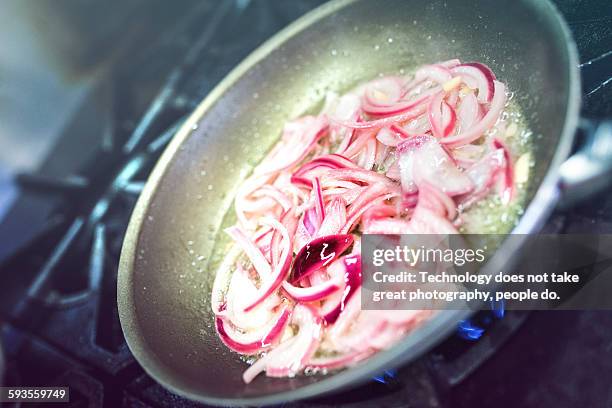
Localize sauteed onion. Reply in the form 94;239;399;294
211;59;522;383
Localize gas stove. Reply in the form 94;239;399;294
0;1;610;407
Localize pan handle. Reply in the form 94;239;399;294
557;119;612;208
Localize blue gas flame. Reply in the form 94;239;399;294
457;297;505;340
457;319;485;340
491;298;505;319
372;369;397;384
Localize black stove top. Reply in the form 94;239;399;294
0;1;610;407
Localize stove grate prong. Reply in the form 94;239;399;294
15;173;90;194
89;224;106;293
146;117;187;154
121;182;145;195
122;2;235;155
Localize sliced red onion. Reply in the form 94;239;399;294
234;173;274;228
402;113;431;136
402;191;419;209
362;201;398;221
243;218;292;312
362;91;432;117
331;93;362;121
492;138;514;204
363;77;403;107
377;127;401;147
376;124;416;147
459;150;503;208
335;127;356;154
399;136;473;196
407;205;458;235
440;81;506;147
390;124;413;139
254;226;273;245
256;116;329;174
295;216;314;254
306;349;373;370
211;244;242;315
451;62;496;102
224;265;281;330
319;254;362;324
446;89;459;107
385;161;400;180
325;167;396;189
315;197;347;238
335;312;387;352
271;210;298;265
417;182;457;220
383;309;433;326
225;225;271;279
428;91;446;138
396;134;432;154
451;143;485;167
291;154;357;187
323;185;366;205
214;60;520;382
331;104;427;130
458;140;513;209
415;64;453;84
360;138;377;170
367;322;407;350
442;101;457;137
282;279;341;302
305;207;320;235
251;185;292;212
440;58;461;68
457;92;480;131
342;130;376;159
342;183;401;233
237;196;277;214
326;287;361;341
244;305;321;381
363;217;411;234
291;234;354;283
216;305;291;355
313;177;325;222
374;141;390;167
242;334;296;384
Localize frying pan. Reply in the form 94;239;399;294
118;0;611;405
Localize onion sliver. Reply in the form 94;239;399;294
439;81;506;148
451;62;496;102
291;154;357;187
331;104;427;130
282;279;341;302
399;135;473;196
243;218;292;312
320;254;362;324
211;244;242;315
291;234;354;283
245;305;321;381
225;225;272;279
306;349;373;370
457;92;480;131
316;198;347;238
313;177;325;221
459;145;511;209
415;64;453;84
492;138;514;204
216;304;291;355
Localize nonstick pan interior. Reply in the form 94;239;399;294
118;0;579;405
